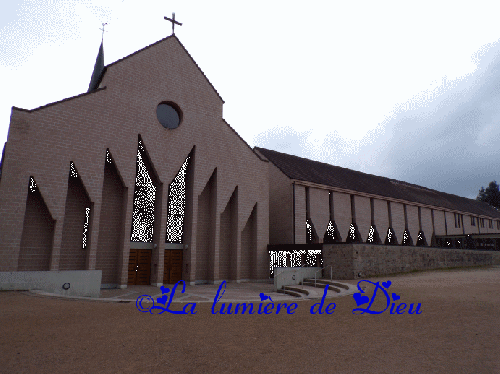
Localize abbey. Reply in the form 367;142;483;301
1;34;499;289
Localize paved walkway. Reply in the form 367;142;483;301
29;280;357;303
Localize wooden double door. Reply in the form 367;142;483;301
163;249;183;284
128;249;151;285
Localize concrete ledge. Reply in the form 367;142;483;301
323;243;500;279
274;267;321;290
0;270;102;298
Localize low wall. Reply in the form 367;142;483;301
0;270;102;298
274;267;321;290
323;244;500;280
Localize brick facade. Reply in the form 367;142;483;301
0;35;269;286
2;34;500;288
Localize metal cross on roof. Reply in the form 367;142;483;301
164;12;182;35
99;23;108;42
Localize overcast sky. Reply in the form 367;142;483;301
1;0;499;199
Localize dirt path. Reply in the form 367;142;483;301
1;266;499;373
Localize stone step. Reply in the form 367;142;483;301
282;286;309;296
301;281;341;293
276;289;302;298
303;279;350;290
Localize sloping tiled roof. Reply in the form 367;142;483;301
256;147;500;219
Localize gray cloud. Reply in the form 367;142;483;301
254;40;500;200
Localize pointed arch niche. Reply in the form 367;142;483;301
60;162;92;270
18;177;55;271
219;186;238;281
240;203;257;280
96;150;126;285
196;168;217;282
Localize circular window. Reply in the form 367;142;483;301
156;102;182;129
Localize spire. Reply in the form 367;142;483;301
87;24;107;92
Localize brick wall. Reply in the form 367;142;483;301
373;198;390;241
268;163;293;244
354;195;371;241
219;187;237;281
420;207;433;244
196;169;216;282
59;174;91;271
445;211;462;235
0;36;270;285
434;210;446;236
323;243;500;279
406;205;419;242
390;202;405;244
96;160;125;284
332;191;351;242
240;204;257;280
309;188;330;242
18;181;54;271
294;185;306;244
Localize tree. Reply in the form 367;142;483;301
476;181;500;210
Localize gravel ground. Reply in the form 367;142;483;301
1;266;499;374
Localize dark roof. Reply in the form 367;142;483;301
256;147;500;219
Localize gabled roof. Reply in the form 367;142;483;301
256;147;500;219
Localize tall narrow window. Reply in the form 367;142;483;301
166;156;190;243
82;207;91;249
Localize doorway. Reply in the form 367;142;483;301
163;248;183;284
128;248;152;285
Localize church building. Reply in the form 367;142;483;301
1;31;499;290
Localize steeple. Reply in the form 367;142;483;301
87;41;104;92
87;24;107;92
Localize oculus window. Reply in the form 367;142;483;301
157;102;182;129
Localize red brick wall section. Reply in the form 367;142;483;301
195;169;216;282
219;187;237;281
332;192;351;241
434;210;446;236
445;212;461;235
354;195;371;242
373;198;390;241
18;180;55;271
406;205;419;242
309;188;330;242
96;160;125;285
240;203;257;280
420;207;434;245
390;202;405;244
59;172;91;271
463;215;476;235
294;185;306;244
268;163;293;245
